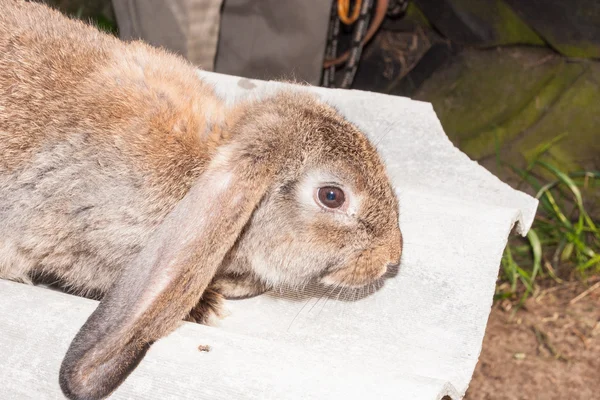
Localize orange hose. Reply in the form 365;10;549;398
338;0;362;25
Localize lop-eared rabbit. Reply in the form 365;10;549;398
0;1;402;398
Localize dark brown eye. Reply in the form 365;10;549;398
317;186;346;209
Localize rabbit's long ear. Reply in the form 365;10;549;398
59;145;274;400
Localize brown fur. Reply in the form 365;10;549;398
0;1;402;399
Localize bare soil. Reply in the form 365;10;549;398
465;280;600;400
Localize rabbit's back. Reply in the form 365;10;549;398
0;0;227;293
0;0;115;172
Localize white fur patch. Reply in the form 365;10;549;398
249;252;283;287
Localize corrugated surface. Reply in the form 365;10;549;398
0;72;537;399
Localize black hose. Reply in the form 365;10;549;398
339;0;373;88
323;1;341;88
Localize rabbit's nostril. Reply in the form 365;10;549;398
387;254;401;268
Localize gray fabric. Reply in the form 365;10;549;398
112;0;224;70
214;0;331;85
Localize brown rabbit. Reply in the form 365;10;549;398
0;1;402;399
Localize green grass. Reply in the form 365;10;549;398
496;161;600;302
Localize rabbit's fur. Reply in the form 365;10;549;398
0;1;403;399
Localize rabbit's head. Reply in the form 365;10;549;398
59;91;401;400
223;91;403;290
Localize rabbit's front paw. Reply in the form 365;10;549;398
186;288;227;326
211;273;271;299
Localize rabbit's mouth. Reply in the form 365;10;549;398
319;248;395;289
319;227;403;288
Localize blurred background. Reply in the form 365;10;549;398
33;1;600;398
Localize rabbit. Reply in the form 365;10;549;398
0;1;403;399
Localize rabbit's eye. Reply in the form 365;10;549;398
317;186;345;209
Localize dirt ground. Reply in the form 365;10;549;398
465;279;600;400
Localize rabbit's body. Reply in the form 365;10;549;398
0;1;403;399
0;0;225;294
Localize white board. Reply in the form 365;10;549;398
0;72;538;400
